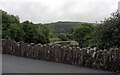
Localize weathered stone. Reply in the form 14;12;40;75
19;41;25;57
42;44;47;60
71;47;77;65
60;47;64;63
102;49;108;69
87;47;91;53
75;47;81;65
65;46;72;64
2;39;120;73
50;46;55;61
39;45;44;60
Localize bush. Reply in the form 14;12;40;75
58;33;68;41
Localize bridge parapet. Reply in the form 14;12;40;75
2;39;120;73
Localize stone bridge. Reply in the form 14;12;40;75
2;39;120;73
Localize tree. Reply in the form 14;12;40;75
49;33;55;38
73;23;94;47
66;33;74;40
2;10;19;26
2;10;20;39
21;21;37;43
58;33;68;41
21;21;50;44
2;9;50;44
10;24;25;42
90;11;120;49
38;24;50;43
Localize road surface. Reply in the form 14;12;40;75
2;54;112;73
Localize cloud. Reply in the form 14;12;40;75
0;0;119;23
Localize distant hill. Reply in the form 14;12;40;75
47;21;96;34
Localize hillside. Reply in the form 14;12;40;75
47;21;96;34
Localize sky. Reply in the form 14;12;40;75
0;0;120;24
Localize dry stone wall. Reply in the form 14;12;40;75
2;39;120;73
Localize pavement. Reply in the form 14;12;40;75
2;54;113;73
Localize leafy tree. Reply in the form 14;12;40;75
21;21;37;43
8;24;25;42
58;33;68;41
36;32;47;44
2;10;50;44
2;10;20;39
2;23;25;42
2;10;19;26
73;23;94;47
38;24;50;43
66;33;74;40
21;21;50;44
90;11;120;49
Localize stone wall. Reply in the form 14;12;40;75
2;39;120;72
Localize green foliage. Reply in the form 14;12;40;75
2;10;22;40
58;33;68;41
7;24;25;42
73;23;94;47
49;33;55;38
38;24;50;43
66;33;74;40
2;10;19;25
47;21;96;35
21;21;38;43
89;11;120;49
47;21;82;34
2;10;50;44
2;9;120;49
49;38;61;42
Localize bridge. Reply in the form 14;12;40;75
3;54;111;73
2;39;120;73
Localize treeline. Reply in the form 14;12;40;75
1;10;120;50
1;10;49;44
47;21;82;34
73;11;120;49
47;21;96;42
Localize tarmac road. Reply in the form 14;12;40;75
2;54;112;73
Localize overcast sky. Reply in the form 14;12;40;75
0;0;119;23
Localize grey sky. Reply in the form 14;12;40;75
0;0;119;23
